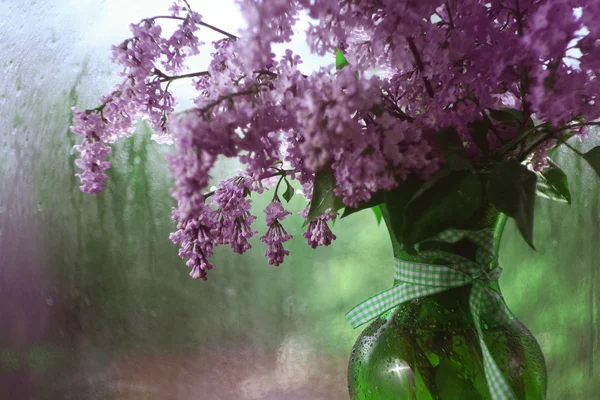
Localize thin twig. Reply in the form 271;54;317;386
406;36;435;98
149;16;238;40
445;1;454;29
380;94;416;122
555;135;585;156
193;86;267;114
198;21;238;40
203;169;293;199
514;0;523;36
157;70;210;83
480;110;502;143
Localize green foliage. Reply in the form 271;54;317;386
548;134;573;159
487;160;537;250
490;108;521;124
382;177;424;242
435;358;482;399
371;206;383;226
340;191;384;219
536;162;571;205
282;177;295;203
336;46;350;70
489;107;534;128
401;170;483;251
435;127;472;171
304;167;344;227
468;119;491;156
582;146;600;178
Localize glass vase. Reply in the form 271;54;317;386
347;204;547;400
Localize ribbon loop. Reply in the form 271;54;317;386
345;228;517;400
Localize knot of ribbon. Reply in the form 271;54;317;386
345;228;516;400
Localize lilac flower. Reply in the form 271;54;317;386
161;10;203;74
73;139;112;194
261;201;293;266
531;139;558;172
212;176;258;254
168;2;184;17
303;213;337;249
169;205;218;280
72;0;600;280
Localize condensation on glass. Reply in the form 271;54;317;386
0;1;598;399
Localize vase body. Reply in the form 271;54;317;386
347;204;547;400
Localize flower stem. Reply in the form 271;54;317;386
157;70;210;83
203;169;293;199
556;135;584;156
149;16;238;40
406;36;435;98
192;85;268;114
272;174;286;202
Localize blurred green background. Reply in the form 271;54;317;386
0;1;598;399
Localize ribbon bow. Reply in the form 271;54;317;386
345;228;516;400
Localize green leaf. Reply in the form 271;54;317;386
435;127;472;171
488;108;534;131
407;168;452;203
383;177;424;243
583;146;600;178
401;171;483;250
282;178;295;203
435;359;482;400
489;108;524;124
536;176;569;204
372;206;383;226
336;46;350;70
468;119;490;156
341;191;384;219
536;161;571;205
548;133;573;159
303;167;344;227
487;160;537;250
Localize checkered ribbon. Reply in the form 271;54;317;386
345;228;516;400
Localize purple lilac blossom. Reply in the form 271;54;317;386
72;0;600;279
169;205;218;280
303;213;337;248
261;201;293;266
211;176;258;253
72;4;204;191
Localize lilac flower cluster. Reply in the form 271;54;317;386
211;176;258;254
260;201;293;266
71;2;203;192
72;0;600;278
303;213;337;249
169;204;217;280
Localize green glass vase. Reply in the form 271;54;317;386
347;204;547;400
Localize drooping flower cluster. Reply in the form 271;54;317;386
211;176;258;254
303;213;337;249
71;0;600;278
169;204;217;280
71;3;204;193
260;201;293;266
72;139;112;194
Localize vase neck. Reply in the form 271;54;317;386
379;200;506;318
379;202;508;261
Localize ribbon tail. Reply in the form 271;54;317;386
470;282;518;400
